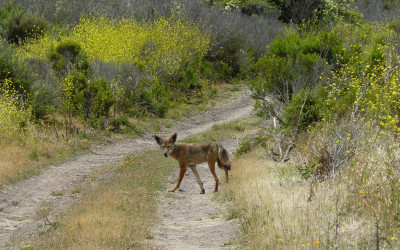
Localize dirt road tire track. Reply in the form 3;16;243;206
0;89;253;248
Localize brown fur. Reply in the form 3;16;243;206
153;133;231;194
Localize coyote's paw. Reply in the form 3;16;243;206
167;188;175;192
200;189;205;194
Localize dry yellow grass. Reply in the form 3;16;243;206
0;139;70;185
222;141;400;249
32;149;175;249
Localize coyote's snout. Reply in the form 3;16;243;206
153;133;231;194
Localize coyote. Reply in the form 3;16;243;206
153;133;231;194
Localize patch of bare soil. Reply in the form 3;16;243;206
0;88;253;248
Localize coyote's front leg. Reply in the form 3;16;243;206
168;163;187;192
189;165;205;194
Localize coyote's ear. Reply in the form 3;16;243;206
153;135;162;145
170;133;177;143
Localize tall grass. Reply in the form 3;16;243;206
223;128;400;249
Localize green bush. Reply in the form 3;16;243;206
60;72;115;127
60;72;87;118
86;78;115;119
271;0;326;24
49;40;91;77
108;115;132;132
253;54;292;101
235;139;252;156
205;35;245;80
200;59;236;82
0;1;49;45
168;61;200;92
0;39;33;95
30;80;59;120
119;77;170;118
267;0;363;26
282;88;324;132
252;32;331;105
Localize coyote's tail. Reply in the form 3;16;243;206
217;145;231;171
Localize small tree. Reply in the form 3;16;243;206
51;41;114;135
49;40;91;77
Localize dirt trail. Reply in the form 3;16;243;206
0;88;253;248
149;137;240;249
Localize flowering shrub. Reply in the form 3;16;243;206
0;79;31;144
17;15;210;119
323;22;400;135
19;15;210;80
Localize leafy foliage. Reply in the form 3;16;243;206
59;71;115;128
282;88;323;132
0;38;33;95
49;40;91;77
321;22;400;135
0;1;49;45
252;30;332;111
86;78;115;120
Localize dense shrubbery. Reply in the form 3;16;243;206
60;72;115;127
251;29;335;128
17;14;211;121
7;0;284;79
48;40;115;129
210;0;364;26
0;38;33;95
282;88;324;132
252;18;400;132
0;1;48;44
322;23;400;134
48;39;91;77
22;15;210;75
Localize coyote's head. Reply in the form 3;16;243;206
153;133;177;157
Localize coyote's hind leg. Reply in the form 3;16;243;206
208;160;219;193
